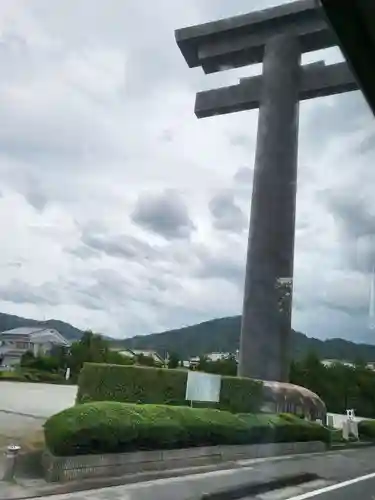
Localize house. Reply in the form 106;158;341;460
206;351;239;362
322;359;375;371
0;326;71;367
321;359;356;368
186;351;239;369
116;348;165;366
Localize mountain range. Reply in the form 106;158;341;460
2;311;375;362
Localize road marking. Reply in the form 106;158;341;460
286;471;375;499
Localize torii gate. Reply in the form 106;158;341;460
175;0;359;382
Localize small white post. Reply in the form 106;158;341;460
2;445;21;481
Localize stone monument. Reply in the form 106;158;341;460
175;0;359;381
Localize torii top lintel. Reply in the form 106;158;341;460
175;0;335;74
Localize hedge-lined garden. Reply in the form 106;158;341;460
76;363;264;414
44;402;331;457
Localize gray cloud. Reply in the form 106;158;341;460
321;191;375;273
209;190;247;233
234;167;253;184
131;189;195;240
300;91;372;160
81;232;160;262
25;189;48;212
0;280;62;306
198;256;244;285
194;241;246;286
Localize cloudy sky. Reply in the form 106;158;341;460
0;0;375;342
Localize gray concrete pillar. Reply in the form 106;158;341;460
238;34;301;382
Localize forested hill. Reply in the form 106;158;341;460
2;311;375;363
118;315;375;362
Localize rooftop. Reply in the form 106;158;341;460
0;326;70;346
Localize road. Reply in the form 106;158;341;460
0;382;77;441
282;473;375;500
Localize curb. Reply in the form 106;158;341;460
0;461;243;500
2;442;374;500
200;472;320;500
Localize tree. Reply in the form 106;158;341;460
136;353;156;367
290;352;375;418
196;355;209;372
168;353;180;369
67;331;115;375
205;356;237;376
20;351;60;372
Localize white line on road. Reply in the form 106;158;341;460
286;471;375;499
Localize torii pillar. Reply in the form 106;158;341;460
175;0;359;381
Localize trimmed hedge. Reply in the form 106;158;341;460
238;413;330;445
358;420;375;439
44;402;330;457
76;363;263;414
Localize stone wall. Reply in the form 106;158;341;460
43;441;325;482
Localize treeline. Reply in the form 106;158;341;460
290;353;375;418
14;331;375;418
19;331;155;382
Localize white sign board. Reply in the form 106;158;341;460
185;371;221;403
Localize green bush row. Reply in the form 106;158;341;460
238;412;330;446
44;402;331;457
76;363;264;414
358;420;375;439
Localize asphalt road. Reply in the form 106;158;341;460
281;473;375;499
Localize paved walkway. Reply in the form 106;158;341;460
0;382;77;418
0;382;77;448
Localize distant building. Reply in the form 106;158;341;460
0;327;71;367
116;348;165;366
322;359;375;371
206;352;238;362
186;351;239;369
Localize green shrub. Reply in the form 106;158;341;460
76;363;263;414
279;413;303;423
0;370;23;381
358;420;375;439
44;402;330;457
44;402;252;456
0;369;66;384
238;413;330;445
